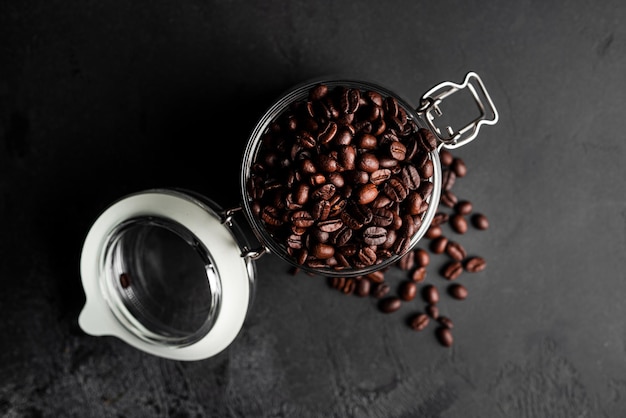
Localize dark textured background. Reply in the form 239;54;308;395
1;1;626;417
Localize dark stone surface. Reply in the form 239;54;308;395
1;1;626;417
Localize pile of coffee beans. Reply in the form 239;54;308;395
292;147;489;348
247;82;439;273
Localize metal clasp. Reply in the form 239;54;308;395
417;72;499;149
221;206;268;261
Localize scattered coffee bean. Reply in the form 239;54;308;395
451;157;467;177
438;316;454;329
355;277;371;297
465;256;487;273
423;284;439;304
454;200;473;215
435;326;453;347
399;281;417;301
471;213;489;230
425;225;442;239
371;282;391;298
430;236;448;254
409;313;430;331
442;260;463;280
414;248;430;267
411;266;427;283
439;149;454;166
426;304;439;319
448;283;468;300
449;214;468;234
379;296;402;313
445;240;467;261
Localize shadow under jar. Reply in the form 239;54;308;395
78;72;498;361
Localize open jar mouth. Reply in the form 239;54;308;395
240;79;442;278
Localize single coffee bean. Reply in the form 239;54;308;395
438;316;454;329
431;212;449;226
442;168;456;191
355;277;371;297
411;266;427;283
445;240;467;261
440;190;458;208
451;157;467;177
425;225;442;239
372;282;390;298
439;149;454;166
430;236;448;254
409;313;429;331
119;273;131;289
426;304;439;319
414;248;430;267
450;214;468;234
449;283;468;300
366;270;385;283
399;281;418;301
435;326;453;347
455;200;473;215
379;296;402;313
471;213;489;230
397;250;415;271
465;256;487;273
423;284;439;304
363;226;388;246
442;260;463;280
358;153;380;173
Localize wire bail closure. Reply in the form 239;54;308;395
417;72;499;149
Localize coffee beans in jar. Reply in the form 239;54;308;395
246;81;440;275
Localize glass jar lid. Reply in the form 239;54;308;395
79;189;255;361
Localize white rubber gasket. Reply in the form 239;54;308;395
79;190;251;361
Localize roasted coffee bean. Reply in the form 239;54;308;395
363;226;388;246
440;190;458;208
417;181;434;200
449;283;468;300
431;212;449;227
366;270;385;284
399;281;417;301
372;207;394;227
312;243;335;259
439;149;454;166
414;248;430;267
317;219;344;233
400;165;421;190
430;236;448;254
411;266;427;283
423;284;439;304
370;168;392;185
435;326;453;347
465;256;487;273
409;313;430;331
426;304;439;319
445;240;467;261
455;200;473;215
356;183;379;205
471;213;489;230
418;128;438;151
291;210;315;228
384;176;408;202
442;168;456;191
388;141;407;160
450;214;468;234
438;316;454;329
358;153;380;173
357;247;377;266
119;273;131;289
442;260;463;280
379;296;402;313
451;157;467;177
418;159;434;179
425;225;442;239
355;277;371;297
397;250;415;271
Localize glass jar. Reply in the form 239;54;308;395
78;72;498;361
